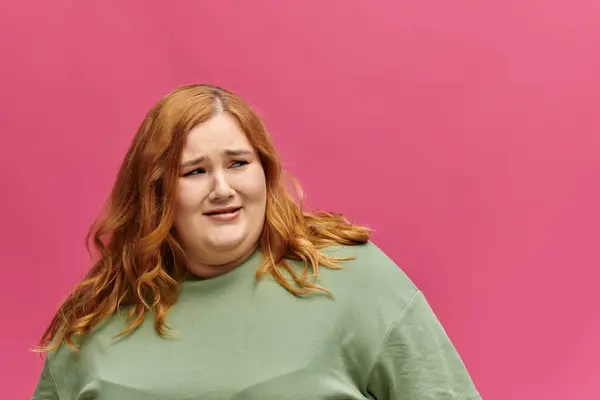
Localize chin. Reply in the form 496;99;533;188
208;236;246;252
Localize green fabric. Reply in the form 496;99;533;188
32;242;480;399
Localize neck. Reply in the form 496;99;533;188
185;244;258;280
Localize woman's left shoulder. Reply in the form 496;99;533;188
319;241;419;303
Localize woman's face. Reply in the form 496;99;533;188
173;113;267;269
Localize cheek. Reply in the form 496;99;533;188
176;181;206;211
237;170;267;204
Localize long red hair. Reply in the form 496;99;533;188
36;84;370;352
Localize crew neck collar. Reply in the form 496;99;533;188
181;248;263;288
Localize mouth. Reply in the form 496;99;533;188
203;206;242;221
204;206;242;216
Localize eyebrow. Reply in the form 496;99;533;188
180;149;253;168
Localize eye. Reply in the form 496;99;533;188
231;160;249;168
183;168;206;177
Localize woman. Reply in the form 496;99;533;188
32;84;480;399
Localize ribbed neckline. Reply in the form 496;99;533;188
180;248;263;289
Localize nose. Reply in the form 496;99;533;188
208;172;234;202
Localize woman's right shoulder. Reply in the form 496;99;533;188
45;310;132;364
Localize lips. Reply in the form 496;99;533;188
203;206;242;222
203;206;242;216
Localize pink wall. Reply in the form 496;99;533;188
1;1;599;399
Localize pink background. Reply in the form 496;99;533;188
1;1;599;399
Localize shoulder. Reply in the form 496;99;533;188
40;312;137;393
318;241;421;323
44;312;131;367
321;241;419;294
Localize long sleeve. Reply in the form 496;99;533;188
31;357;60;400
367;291;481;400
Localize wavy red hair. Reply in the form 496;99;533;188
36;84;370;352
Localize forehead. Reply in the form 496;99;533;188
182;113;253;157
